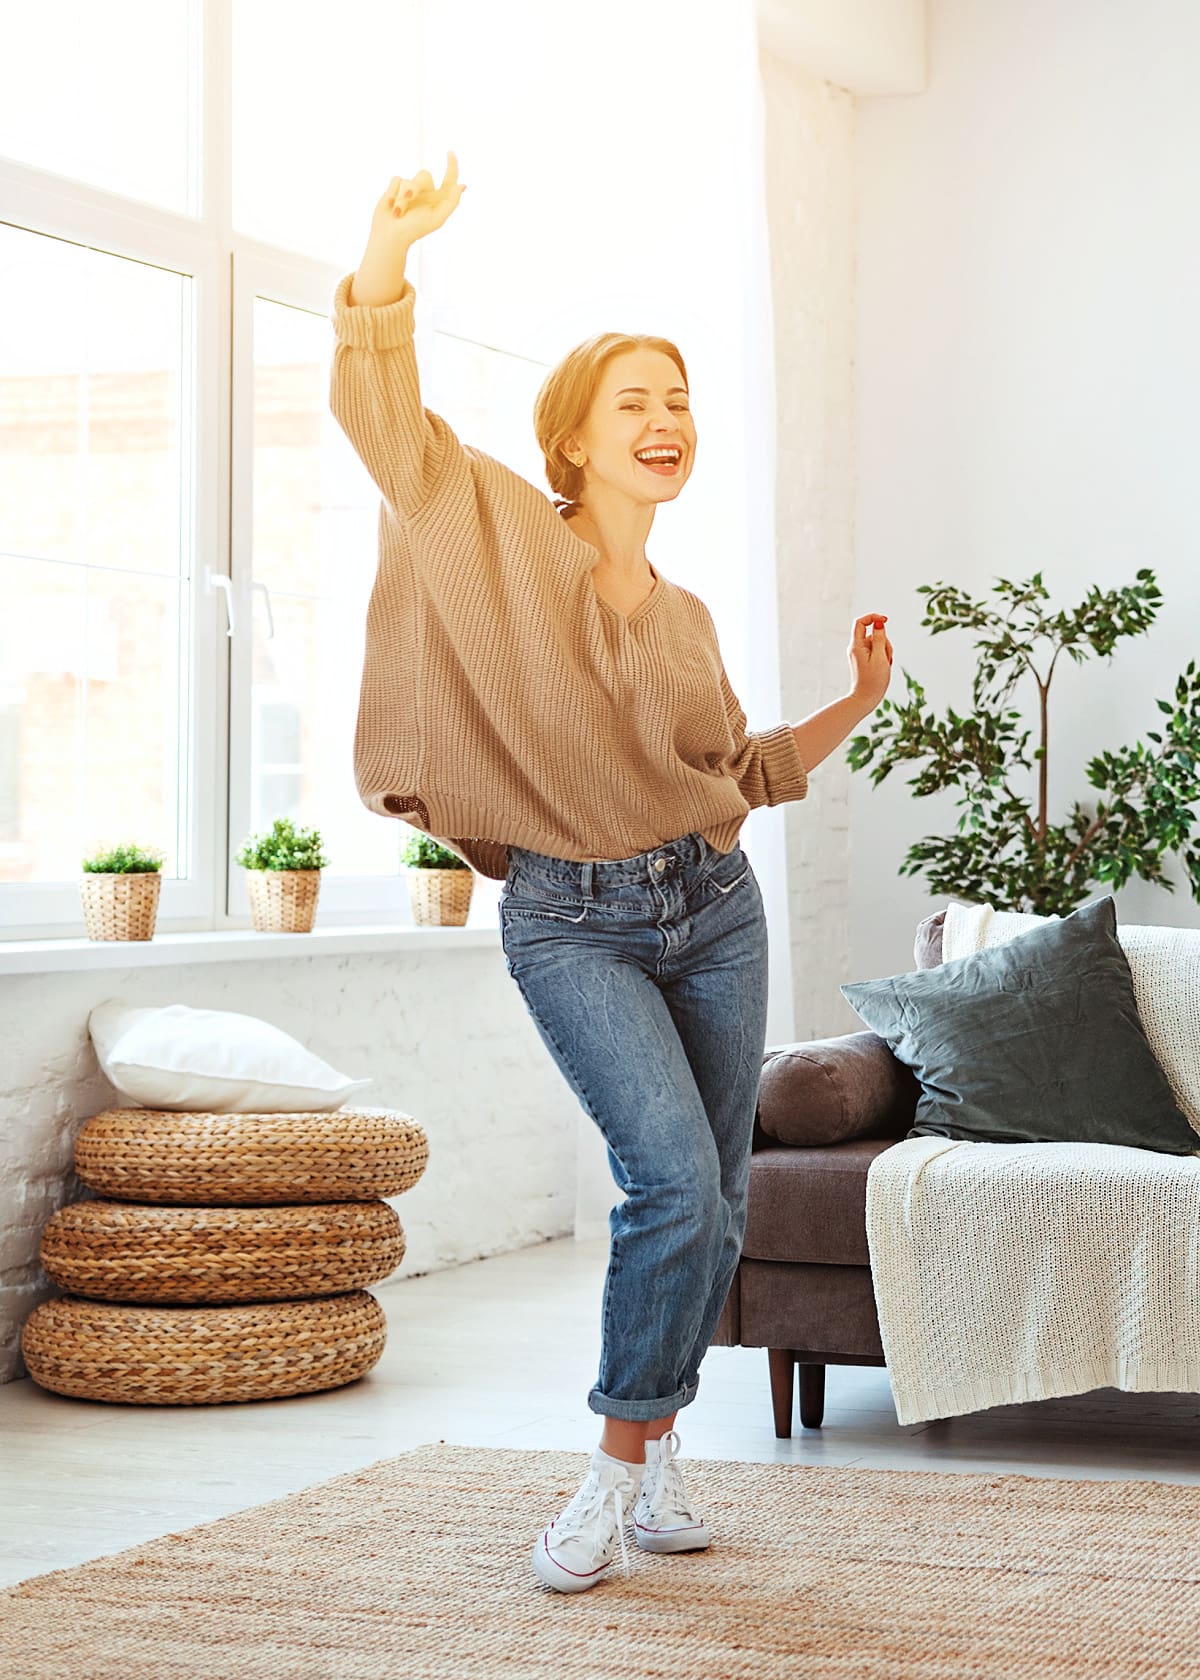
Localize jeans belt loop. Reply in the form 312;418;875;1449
581;860;594;898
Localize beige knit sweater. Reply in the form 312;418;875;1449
328;271;808;881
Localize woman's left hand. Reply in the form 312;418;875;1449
847;613;893;712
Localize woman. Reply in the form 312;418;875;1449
332;152;893;1594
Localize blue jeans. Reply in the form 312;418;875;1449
499;829;770;1423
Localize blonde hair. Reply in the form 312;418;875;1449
533;331;689;517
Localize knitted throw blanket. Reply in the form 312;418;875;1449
864;901;1200;1425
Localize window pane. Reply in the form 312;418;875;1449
0;558;187;882
427;331;550;492
0;0;195;216
0;228;191;883
233;0;421;266
248;296;398;875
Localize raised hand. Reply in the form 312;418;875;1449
847;613;893;711
370;150;467;250
350;151;468;307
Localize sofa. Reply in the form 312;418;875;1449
710;908;945;1434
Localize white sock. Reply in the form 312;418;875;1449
593;1444;645;1475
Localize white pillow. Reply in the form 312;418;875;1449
87;1000;373;1113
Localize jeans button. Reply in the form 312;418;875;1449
654;858;666;872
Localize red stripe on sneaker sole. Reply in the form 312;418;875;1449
539;1534;611;1578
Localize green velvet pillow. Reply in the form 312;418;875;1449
840;895;1199;1155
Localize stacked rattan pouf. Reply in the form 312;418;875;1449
21;1107;429;1405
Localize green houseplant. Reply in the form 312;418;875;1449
401;832;473;928
846;568;1200;916
79;842;168;942
235;817;330;933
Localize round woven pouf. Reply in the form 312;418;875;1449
21;1290;386;1404
39;1200;406;1303
74;1107;428;1204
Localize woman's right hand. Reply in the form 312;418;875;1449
369;150;467;253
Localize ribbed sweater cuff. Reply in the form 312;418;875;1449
757;722;809;805
331;272;417;351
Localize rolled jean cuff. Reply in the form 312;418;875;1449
586;1376;699;1421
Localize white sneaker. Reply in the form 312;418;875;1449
632;1430;711;1553
531;1452;638;1592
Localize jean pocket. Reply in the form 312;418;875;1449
699;845;752;901
499;892;590;926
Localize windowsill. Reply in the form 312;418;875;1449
0;922;502;976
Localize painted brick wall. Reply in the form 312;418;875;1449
761;52;859;1040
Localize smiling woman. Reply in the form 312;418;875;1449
534;333;695;567
331;148;889;1600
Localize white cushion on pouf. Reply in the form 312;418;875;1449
87;1000;372;1113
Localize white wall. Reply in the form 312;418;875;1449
759;46;858;1042
0;952;575;1383
850;0;1200;999
758;0;924;95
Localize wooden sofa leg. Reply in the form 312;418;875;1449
768;1348;795;1437
798;1362;826;1429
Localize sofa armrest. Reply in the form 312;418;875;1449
755;1031;920;1148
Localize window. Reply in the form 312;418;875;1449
0;227;192;906
228;269;413;923
0;0;449;939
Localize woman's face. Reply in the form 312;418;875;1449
568;347;696;510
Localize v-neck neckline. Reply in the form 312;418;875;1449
562;518;664;627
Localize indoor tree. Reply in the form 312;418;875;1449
846;568;1200;915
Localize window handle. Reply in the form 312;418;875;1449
250;579;276;640
205;567;235;637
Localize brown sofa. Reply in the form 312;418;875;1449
711;909;946;1434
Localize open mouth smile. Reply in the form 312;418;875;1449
633;446;683;476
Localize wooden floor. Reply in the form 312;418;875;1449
4;1234;1200;1588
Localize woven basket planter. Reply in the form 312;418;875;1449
39;1199;405;1303
21;1290;386;1405
244;867;320;932
79;871;163;941
407;865;473;927
74;1106;429;1205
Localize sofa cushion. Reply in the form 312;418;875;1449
940;900;1200;1134
840;895;1200;1155
742;1139;900;1266
756;1031;919;1147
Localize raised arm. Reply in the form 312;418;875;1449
329;156;468;521
711;611;894;804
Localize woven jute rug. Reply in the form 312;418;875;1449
4;1440;1200;1678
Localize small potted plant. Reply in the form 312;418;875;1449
235;816;330;933
402;832;473;927
79;842;168;942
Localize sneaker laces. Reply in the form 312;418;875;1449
554;1465;632;1576
639;1430;699;1526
